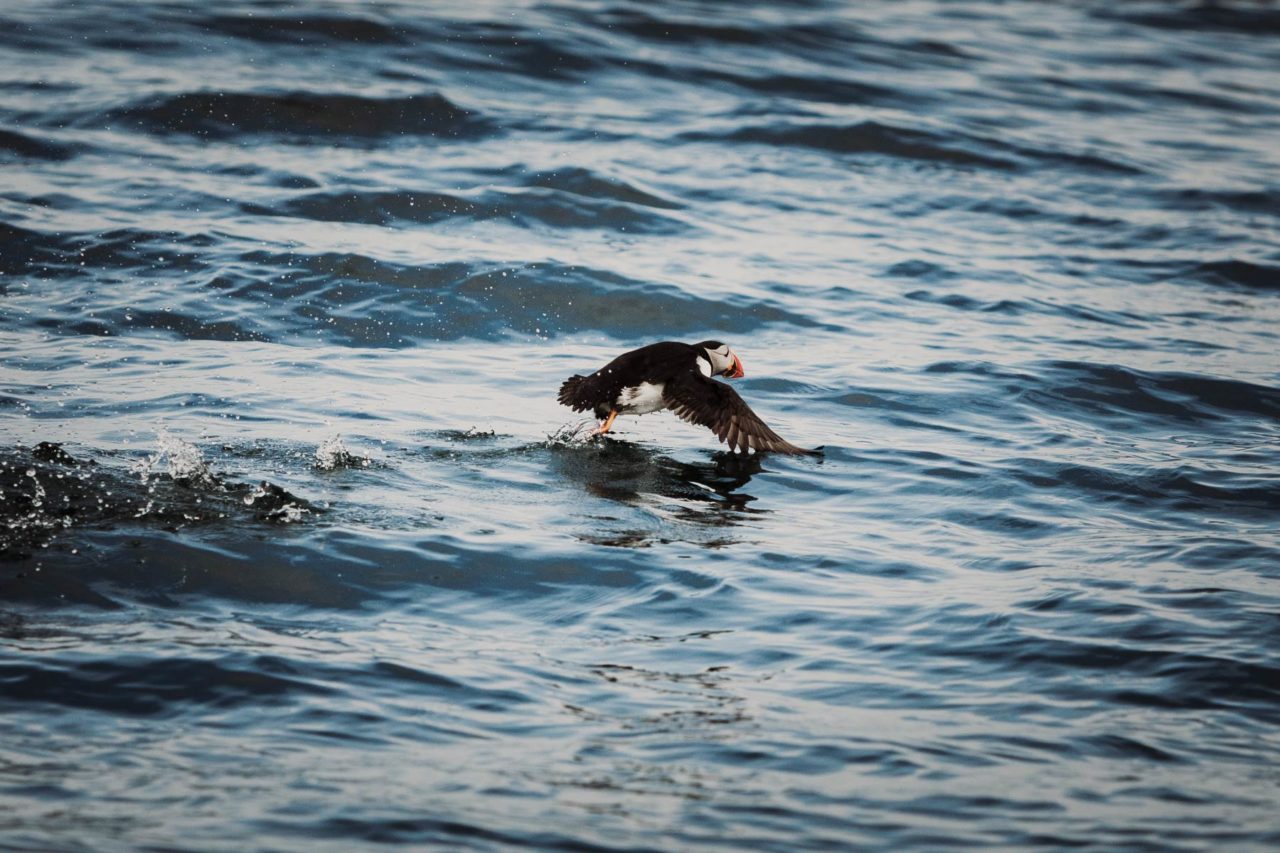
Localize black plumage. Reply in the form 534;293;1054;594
558;341;693;418
558;340;817;456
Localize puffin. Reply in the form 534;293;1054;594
558;340;818;455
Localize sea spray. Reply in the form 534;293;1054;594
546;420;599;446
241;481;313;523
314;434;371;470
133;429;219;488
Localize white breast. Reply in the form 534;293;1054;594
617;382;668;415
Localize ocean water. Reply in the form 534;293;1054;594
3;0;1280;849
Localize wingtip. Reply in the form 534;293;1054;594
733;442;823;457
780;445;824;457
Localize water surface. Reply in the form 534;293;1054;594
3;1;1280;849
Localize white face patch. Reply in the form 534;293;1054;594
703;345;732;376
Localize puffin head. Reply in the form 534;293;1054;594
696;340;745;379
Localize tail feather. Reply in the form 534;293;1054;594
557;375;592;412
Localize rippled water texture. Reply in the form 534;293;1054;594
3;1;1280;849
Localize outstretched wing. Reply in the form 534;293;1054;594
663;370;817;455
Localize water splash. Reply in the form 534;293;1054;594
546;420;599;446
133;429;219;488
313;434;371;470
1;451;94;557
241;481;313;523
25;466;44;511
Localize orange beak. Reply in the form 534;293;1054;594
726;350;745;379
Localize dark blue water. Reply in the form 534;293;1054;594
3;1;1280;848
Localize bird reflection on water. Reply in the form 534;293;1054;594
417;426;772;547
549;437;768;548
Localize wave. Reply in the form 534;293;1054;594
1152;187;1280;219
6;227;826;344
430;21;605;82
0;226;212;281
698;68;900;106
1180;259;1280;292
925;629;1280;726
1023;360;1280;427
253;186;685;233
0;440;315;562
593;7;862;56
904;289;1148;327
686;119;1143;174
688;120;1020;170
1097;4;1280;35
0;127;75;161
0;222;49;275
95;91;489;142
202;13;411;46
915;360;1280;430
1010;459;1280;521
0;656;333;716
520;166;683;210
206;252;823;345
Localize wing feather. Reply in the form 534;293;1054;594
557;375;596;412
662;370;817;456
